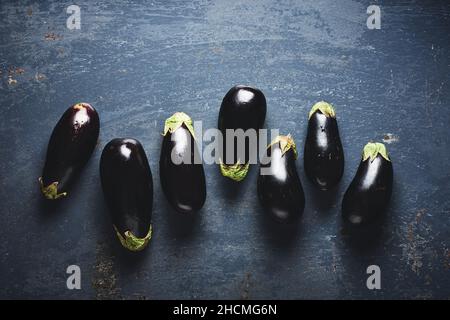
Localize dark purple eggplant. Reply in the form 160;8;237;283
39;103;99;200
160;112;206;214
218;85;267;181
257;135;305;223
100;138;153;251
342;142;393;227
304;101;344;190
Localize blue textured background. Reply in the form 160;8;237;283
0;0;449;299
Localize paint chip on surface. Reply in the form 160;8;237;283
382;133;399;144
44;32;62;41
35;73;46;81
7;76;17;85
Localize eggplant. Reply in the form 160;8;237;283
257;135;305;223
160;112;206;214
39;103;99;200
342;142;393;227
218;85;267;181
304;101;344;190
100;138;153;251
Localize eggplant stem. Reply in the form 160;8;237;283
267;134;298;159
219;160;250;182
362;142;390;162
308;101;336;119
114;225;152;252
163;112;196;139
38;177;67;200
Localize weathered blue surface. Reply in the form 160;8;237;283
0;0;449;299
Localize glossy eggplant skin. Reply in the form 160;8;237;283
218;85;267;181
342;154;393;227
40;103;99;200
257;139;305;223
304;108;344;190
100;138;153;250
160;125;206;214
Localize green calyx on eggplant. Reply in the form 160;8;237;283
160;112;206;214
39;103;99;200
342;142;393;227
100;138;153;252
218;85;267;182
304;101;344;190
257;135;305;223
